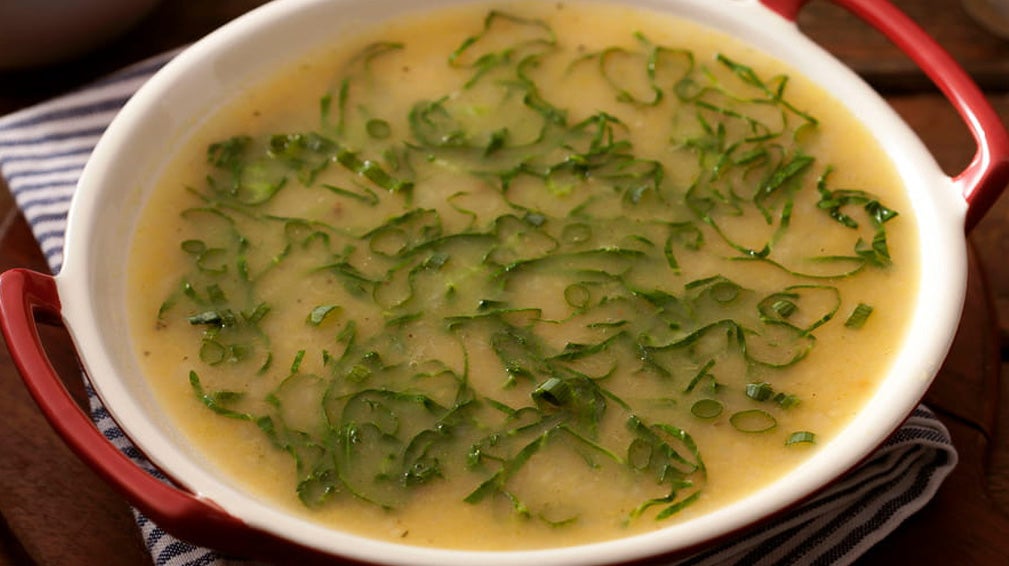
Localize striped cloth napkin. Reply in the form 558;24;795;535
0;50;958;566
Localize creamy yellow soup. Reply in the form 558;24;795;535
127;0;917;550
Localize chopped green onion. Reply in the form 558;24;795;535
772;299;797;319
785;431;816;445
198;340;227;365
181;239;206;254
532;377;571;407
729;409;777;433
845;303;873;329
564;284;591;309
366;118;392;139
691;399;723;419
773;392;800;409
188;311;221;326
708;280;740;303
745;382;774;402
307;304;340;326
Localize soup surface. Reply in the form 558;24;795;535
127;0;918;550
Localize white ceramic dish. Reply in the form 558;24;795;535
2;0;1007;564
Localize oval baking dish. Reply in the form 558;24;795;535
1;0;1007;564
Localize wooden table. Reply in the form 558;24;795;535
0;1;1007;564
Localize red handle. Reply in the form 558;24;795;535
0;268;334;563
761;0;1009;231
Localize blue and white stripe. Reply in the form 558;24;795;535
0;50;958;566
0;50;180;272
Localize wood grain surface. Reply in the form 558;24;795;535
0;1;1007;564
